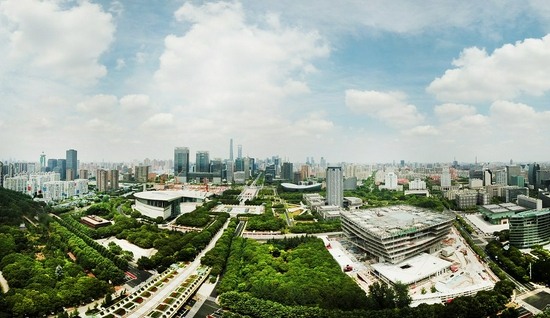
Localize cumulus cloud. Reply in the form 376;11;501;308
142;113;174;128
154;1;329;112
402;125;439;136
345;90;424;127
0;0;115;85
427;34;550;103
434;103;477;121
76;95;119;114
490;100;550;130
120;94;152;111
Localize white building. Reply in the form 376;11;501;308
43;179;89;201
326;166;343;207
409;178;426;190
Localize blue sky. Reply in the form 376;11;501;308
2;0;550;164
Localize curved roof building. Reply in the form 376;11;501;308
280;182;322;192
134;190;213;220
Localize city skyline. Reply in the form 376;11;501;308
2;1;550;163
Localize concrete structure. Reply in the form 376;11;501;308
43;179;88;201
469;178;483;189
371;253;452;285
135;165;150;182
317;205;342;220
504;186;529;202
440;169;451;188
134;190;214;219
109;170;119;190
455;190;478;209
517;195;542;211
195;151;210;173
326;166;343;207
226;160;234;183
96;169;108;192
78;169;89;179
303;193;325;209
340;205;454;264
282;162;293;181
409;178;426;190
510;209;550;248
495;170;507;185
343;197;363;210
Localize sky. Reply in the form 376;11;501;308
2;0;550;164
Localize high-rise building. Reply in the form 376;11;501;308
174;147;190;183
134;166;150;183
495;170;507;185
0;161;3;188
326;166;343;207
196;151;210;173
40;152;46;171
506;165;521;186
66;169;75;181
66;149;78;179
235;158;244;172
96;169;108;192
226;160;234;183
79;169;89;179
56;159;66;180
282;162;293;180
238;144;242;159
229;139;234;161
440;169;451;187
47;159;57;172
109;170;119;190
244;157;250;179
530;163;541;189
211;158;222;177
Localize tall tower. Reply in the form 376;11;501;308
238;144;242;159
66;149;78;179
174;147;189;183
40;152;46;171
96;169;108;192
326;166;343;207
229;139;234;161
196;151;210;173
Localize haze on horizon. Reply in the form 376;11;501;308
2;0;550;164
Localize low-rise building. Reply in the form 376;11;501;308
509;209;550;248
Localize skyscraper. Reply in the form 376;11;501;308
109;170;119;190
40;152;46;171
66;149;78;178
226;160;234;183
56;159;66;180
282;162;293;180
229;139;234;161
326;166;343;207
196;151;210;173
238;144;242;159
506;165;521;186
96;169;108;192
174;147;190;183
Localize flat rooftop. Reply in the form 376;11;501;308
371;253;452;285
482;203;527;214
341;205;453;237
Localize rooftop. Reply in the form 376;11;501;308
341;205;453;238
371;253;452;285
134;190;213;201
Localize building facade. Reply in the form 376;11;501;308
510;209;550;248
174;147;190;183
66;149;78;179
326;166;343;207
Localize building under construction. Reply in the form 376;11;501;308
341;205;454;264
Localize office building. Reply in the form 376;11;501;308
55;159;66;180
238;144;242;159
244;157;250;179
174;147;190;183
235;158;244;172
47;159;57;173
195;151;210;173
134;165;150;183
536;170;550;191
529;163;540;188
506;165;521;186
495;170;507;185
96;169;108;192
66;149;78;178
341;206;454;264
517;195;542;210
282;162;293;180
440;169;451;188
510;209;550;248
326;166;343;207
40;152;46;171
226;160;234;183
109;170;119;190
510;175;525;187
229;139;234;161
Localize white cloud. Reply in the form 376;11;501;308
490;100;550;130
434;103;477;122
154;1;329;113
0;0;115;85
120;94;152;112
142;113;174;128
345;90;424;127
427;34;550;103
402;125;439;136
116;58;126;70
76;94;118;115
